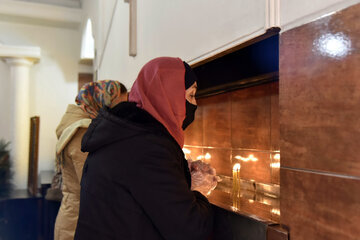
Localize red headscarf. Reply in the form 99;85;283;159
129;57;186;147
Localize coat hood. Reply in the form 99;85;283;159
129;57;186;148
56;104;90;138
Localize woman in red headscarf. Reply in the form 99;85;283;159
74;57;214;240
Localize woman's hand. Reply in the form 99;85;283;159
188;160;220;196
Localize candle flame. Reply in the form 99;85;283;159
270;162;280;168
273;153;280;160
233;163;241;171
196;155;203;160
271;208;280;215
182;148;191;154
204;153;211;160
231;206;238;211
235;154;258;162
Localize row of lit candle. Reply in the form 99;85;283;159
183;148;279;165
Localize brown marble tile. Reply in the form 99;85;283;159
232;150;271;184
231;84;271;150
270;81;280;151
203;148;232;177
202;93;231;148
271;152;280;185
280;3;360;176
281;168;360;240
267;225;289;240
184;98;203;146
182;146;203;162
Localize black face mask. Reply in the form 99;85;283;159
182;100;197;130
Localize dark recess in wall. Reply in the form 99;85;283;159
194;34;279;98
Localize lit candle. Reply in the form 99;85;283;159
232;163;241;196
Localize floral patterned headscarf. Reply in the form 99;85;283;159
76;80;127;119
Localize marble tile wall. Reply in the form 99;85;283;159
280;3;360;240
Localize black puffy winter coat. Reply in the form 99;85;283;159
74;102;213;240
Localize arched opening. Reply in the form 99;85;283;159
80;18;95;61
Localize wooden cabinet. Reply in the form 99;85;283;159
0;191;42;240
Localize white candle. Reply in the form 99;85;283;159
232;163;241;196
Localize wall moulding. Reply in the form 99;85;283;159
0;44;41;63
0;0;82;29
266;0;280;29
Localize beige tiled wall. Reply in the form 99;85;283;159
184;81;280;185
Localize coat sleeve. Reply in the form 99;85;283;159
125;140;213;240
69;128;88;183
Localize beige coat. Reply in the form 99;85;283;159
54;104;91;240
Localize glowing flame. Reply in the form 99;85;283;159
231;206;238;211
182;148;191;154
204;153;211;160
270;162;280;168
233;163;241;171
271;208;280;216
196;155;203;160
235;154;258;162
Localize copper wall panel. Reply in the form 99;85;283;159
231;84;271;150
238;197;273;221
271;153;280;185
281;168;360;240
270;82;280;151
183;147;203;162
203;148;232;176
202;93;232;148
184;82;279;183
280;3;360;176
232;150;271;183
267;225;289;240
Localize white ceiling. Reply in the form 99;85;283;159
13;0;81;8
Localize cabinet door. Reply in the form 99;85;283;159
1;198;41;240
0;201;8;239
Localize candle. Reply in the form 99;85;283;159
232;163;241;197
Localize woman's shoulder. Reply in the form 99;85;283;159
107;102;183;151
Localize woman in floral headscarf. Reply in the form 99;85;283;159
53;80;127;240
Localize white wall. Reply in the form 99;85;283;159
83;0;267;90
82;0;360;91
281;0;360;31
0;60;11;142
0;21;81;175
